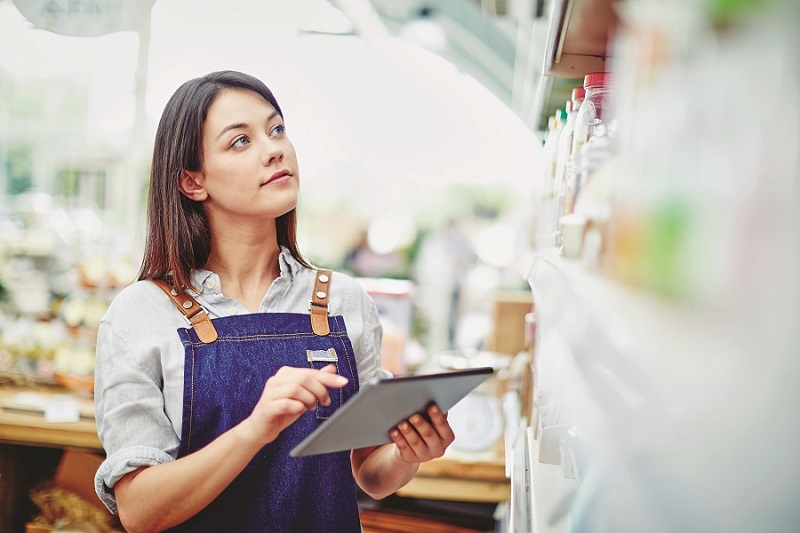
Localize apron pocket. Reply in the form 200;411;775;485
307;348;342;419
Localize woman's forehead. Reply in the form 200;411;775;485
207;88;276;120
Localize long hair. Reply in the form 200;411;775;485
138;70;309;290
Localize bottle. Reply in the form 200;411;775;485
572;72;613;157
535;110;567;248
559;73;613;251
552;87;586;246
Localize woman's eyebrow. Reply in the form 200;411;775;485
215;111;281;141
216;122;248;141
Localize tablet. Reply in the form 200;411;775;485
290;367;494;457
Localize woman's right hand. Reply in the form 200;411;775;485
240;364;347;446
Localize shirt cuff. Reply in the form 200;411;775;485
95;445;175;514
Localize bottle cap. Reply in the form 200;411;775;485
571;86;585;102
584;72;611;88
565;100;573;112
557;108;568;121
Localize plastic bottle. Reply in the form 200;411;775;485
535;110;567;248
552;87;585;246
571;72;613;157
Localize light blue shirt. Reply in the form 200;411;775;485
93;248;384;513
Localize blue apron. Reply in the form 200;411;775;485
155;274;362;532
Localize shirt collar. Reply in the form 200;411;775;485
189;246;299;296
278;245;300;280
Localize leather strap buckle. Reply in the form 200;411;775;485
149;279;218;344
310;269;332;336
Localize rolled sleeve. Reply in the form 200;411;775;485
354;288;385;384
95;445;174;513
93;300;181;514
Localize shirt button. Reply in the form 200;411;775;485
205;280;216;290
227;307;237;316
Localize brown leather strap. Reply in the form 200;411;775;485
149;279;218;344
310;269;332;336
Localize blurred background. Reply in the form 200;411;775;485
0;0;541;376
0;0;798;532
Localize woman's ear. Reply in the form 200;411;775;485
178;171;208;201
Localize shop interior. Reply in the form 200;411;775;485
1;0;798;532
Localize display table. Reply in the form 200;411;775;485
0;386;101;452
396;446;510;503
0;385;102;532
0;385;509;501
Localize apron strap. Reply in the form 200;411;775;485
149;279;219;344
310;270;332;336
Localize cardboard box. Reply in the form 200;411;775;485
54;450;105;510
486;291;533;357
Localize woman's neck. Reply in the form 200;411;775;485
203;219;282;312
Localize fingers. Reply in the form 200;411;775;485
268;365;347;408
272;397;309;417
270;383;321;410
390;404;455;463
315;365;349;388
249;365;349;445
390;426;414;459
426;404;455;444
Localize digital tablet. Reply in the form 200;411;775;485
290;367;494;457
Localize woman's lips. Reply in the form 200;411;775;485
263;170;291;185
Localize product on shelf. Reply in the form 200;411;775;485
552;87;586;248
534;109;568;249
571;72;613;156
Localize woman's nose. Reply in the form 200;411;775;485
261;138;283;166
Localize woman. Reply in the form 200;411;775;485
94;70;455;532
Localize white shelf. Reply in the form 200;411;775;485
527;427;578;533
518;248;755;530
526;249;742;418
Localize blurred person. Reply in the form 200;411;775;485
343;228;404;278
93;71;455;532
413;218;475;354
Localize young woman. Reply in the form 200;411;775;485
93;70;455;532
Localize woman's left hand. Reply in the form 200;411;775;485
389;404;455;464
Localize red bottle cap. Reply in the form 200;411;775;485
571;86;585;101
584;72;611;88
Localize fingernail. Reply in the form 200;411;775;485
411;415;421;424
336;376;348;385
430;405;439;414
400;422;409;431
323;398;331;406
390;430;400;438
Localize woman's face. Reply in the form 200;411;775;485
181;88;299;222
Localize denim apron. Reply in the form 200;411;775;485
153;271;362;532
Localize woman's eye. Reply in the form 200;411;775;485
270;124;286;136
232;136;249;148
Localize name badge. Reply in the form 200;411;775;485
307;348;338;363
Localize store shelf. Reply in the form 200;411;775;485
521;248;746;528
0;386;101;451
527;427;577;533
532;0;618;131
396;449;510;503
526;249;739;417
542;0;617;78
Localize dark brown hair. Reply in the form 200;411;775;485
138;70;309;289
